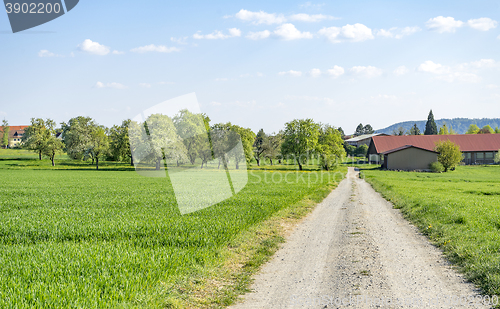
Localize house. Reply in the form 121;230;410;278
345;133;388;148
381;145;438;170
0;126;29;148
368;134;500;167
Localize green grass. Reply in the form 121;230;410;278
0;152;345;308
363;165;500;301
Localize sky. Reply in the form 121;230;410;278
1;0;500;134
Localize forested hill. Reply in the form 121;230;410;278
376;118;500;135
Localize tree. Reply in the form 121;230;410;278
438;123;449;135
42;131;64;167
424;110;438;135
61;116;96;160
253;129;268;166
495;127;500;134
337;127;345;138
434;140;462;172
478;125;494;134
495;150;500;164
343;142;356;157
354;123;364;136
264;132;283;165
85;126;109;170
392;126;405;136
173;109;209;166
281;119;320;170
408;123;421;135
229;124;255;169
363;124;374;134
466;124;480;134
317;125;345;170
355;144;369;157
109;119;133;165
23;118;49;160
1;119;9;148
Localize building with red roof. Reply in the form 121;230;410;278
0;126;29;148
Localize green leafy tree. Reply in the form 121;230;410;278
466;124;480;134
344;142;356;156
22;118;49;160
434;140;462;172
281;119;320;170
173;109;209;165
264;132;283;165
478;125;494;134
438;123;449;135
84;126;109;170
355;144;369;157
229;124;255;169
253;129;268;166
1;119;9;148
495;127;500;134
61;116;96;160
42;120;64;167
408;123;421;135
317;125;346;170
424;110;438;135
109;119;133;165
337;127;345;138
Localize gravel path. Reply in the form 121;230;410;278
230;167;491;308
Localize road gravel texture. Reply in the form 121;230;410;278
230;167;491;308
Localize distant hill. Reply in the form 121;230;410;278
376;118;500;135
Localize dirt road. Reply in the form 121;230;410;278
230;167;490;308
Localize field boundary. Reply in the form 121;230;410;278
161;169;346;308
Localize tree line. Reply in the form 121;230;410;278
15;112;346;170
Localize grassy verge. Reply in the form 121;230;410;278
362;166;500;304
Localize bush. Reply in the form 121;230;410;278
429;161;444;172
434;140;462;172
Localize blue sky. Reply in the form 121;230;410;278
1;0;500;134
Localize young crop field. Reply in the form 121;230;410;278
362;165;500;300
0;153;344;308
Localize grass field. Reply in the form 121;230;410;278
362;165;500;301
0;150;344;308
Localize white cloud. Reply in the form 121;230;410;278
289;13;336;22
394;65;409;76
112;50;124;55
426;16;464;33
130;44;180;53
234;9;286;25
485;84;499;89
139;83;151;88
310;68;322;77
469;59;496;68
327;65;345;77
278;70;303;77
95;82;126;89
210;101;222;106
350;66;382;78
299;2;326;10
376;26;421;39
467;18;497;31
435;72;480;83
417;60;450;74
78;39;110;55
193;28;241;39
170;36;189;45
38;50;62;57
318;23;374;43
274;23;313;40
246;30;271;40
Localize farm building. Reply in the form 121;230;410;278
345;133;388;148
368;134;500;168
0;126;29;148
381;145;438;170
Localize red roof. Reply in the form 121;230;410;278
1;125;28;132
371;134;500;153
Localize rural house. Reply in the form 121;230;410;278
368;134;500;169
345;133;388;148
0;126;29;148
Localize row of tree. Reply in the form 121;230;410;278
19;112;346;171
392;110;500;136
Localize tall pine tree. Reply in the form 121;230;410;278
424;110;437;135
